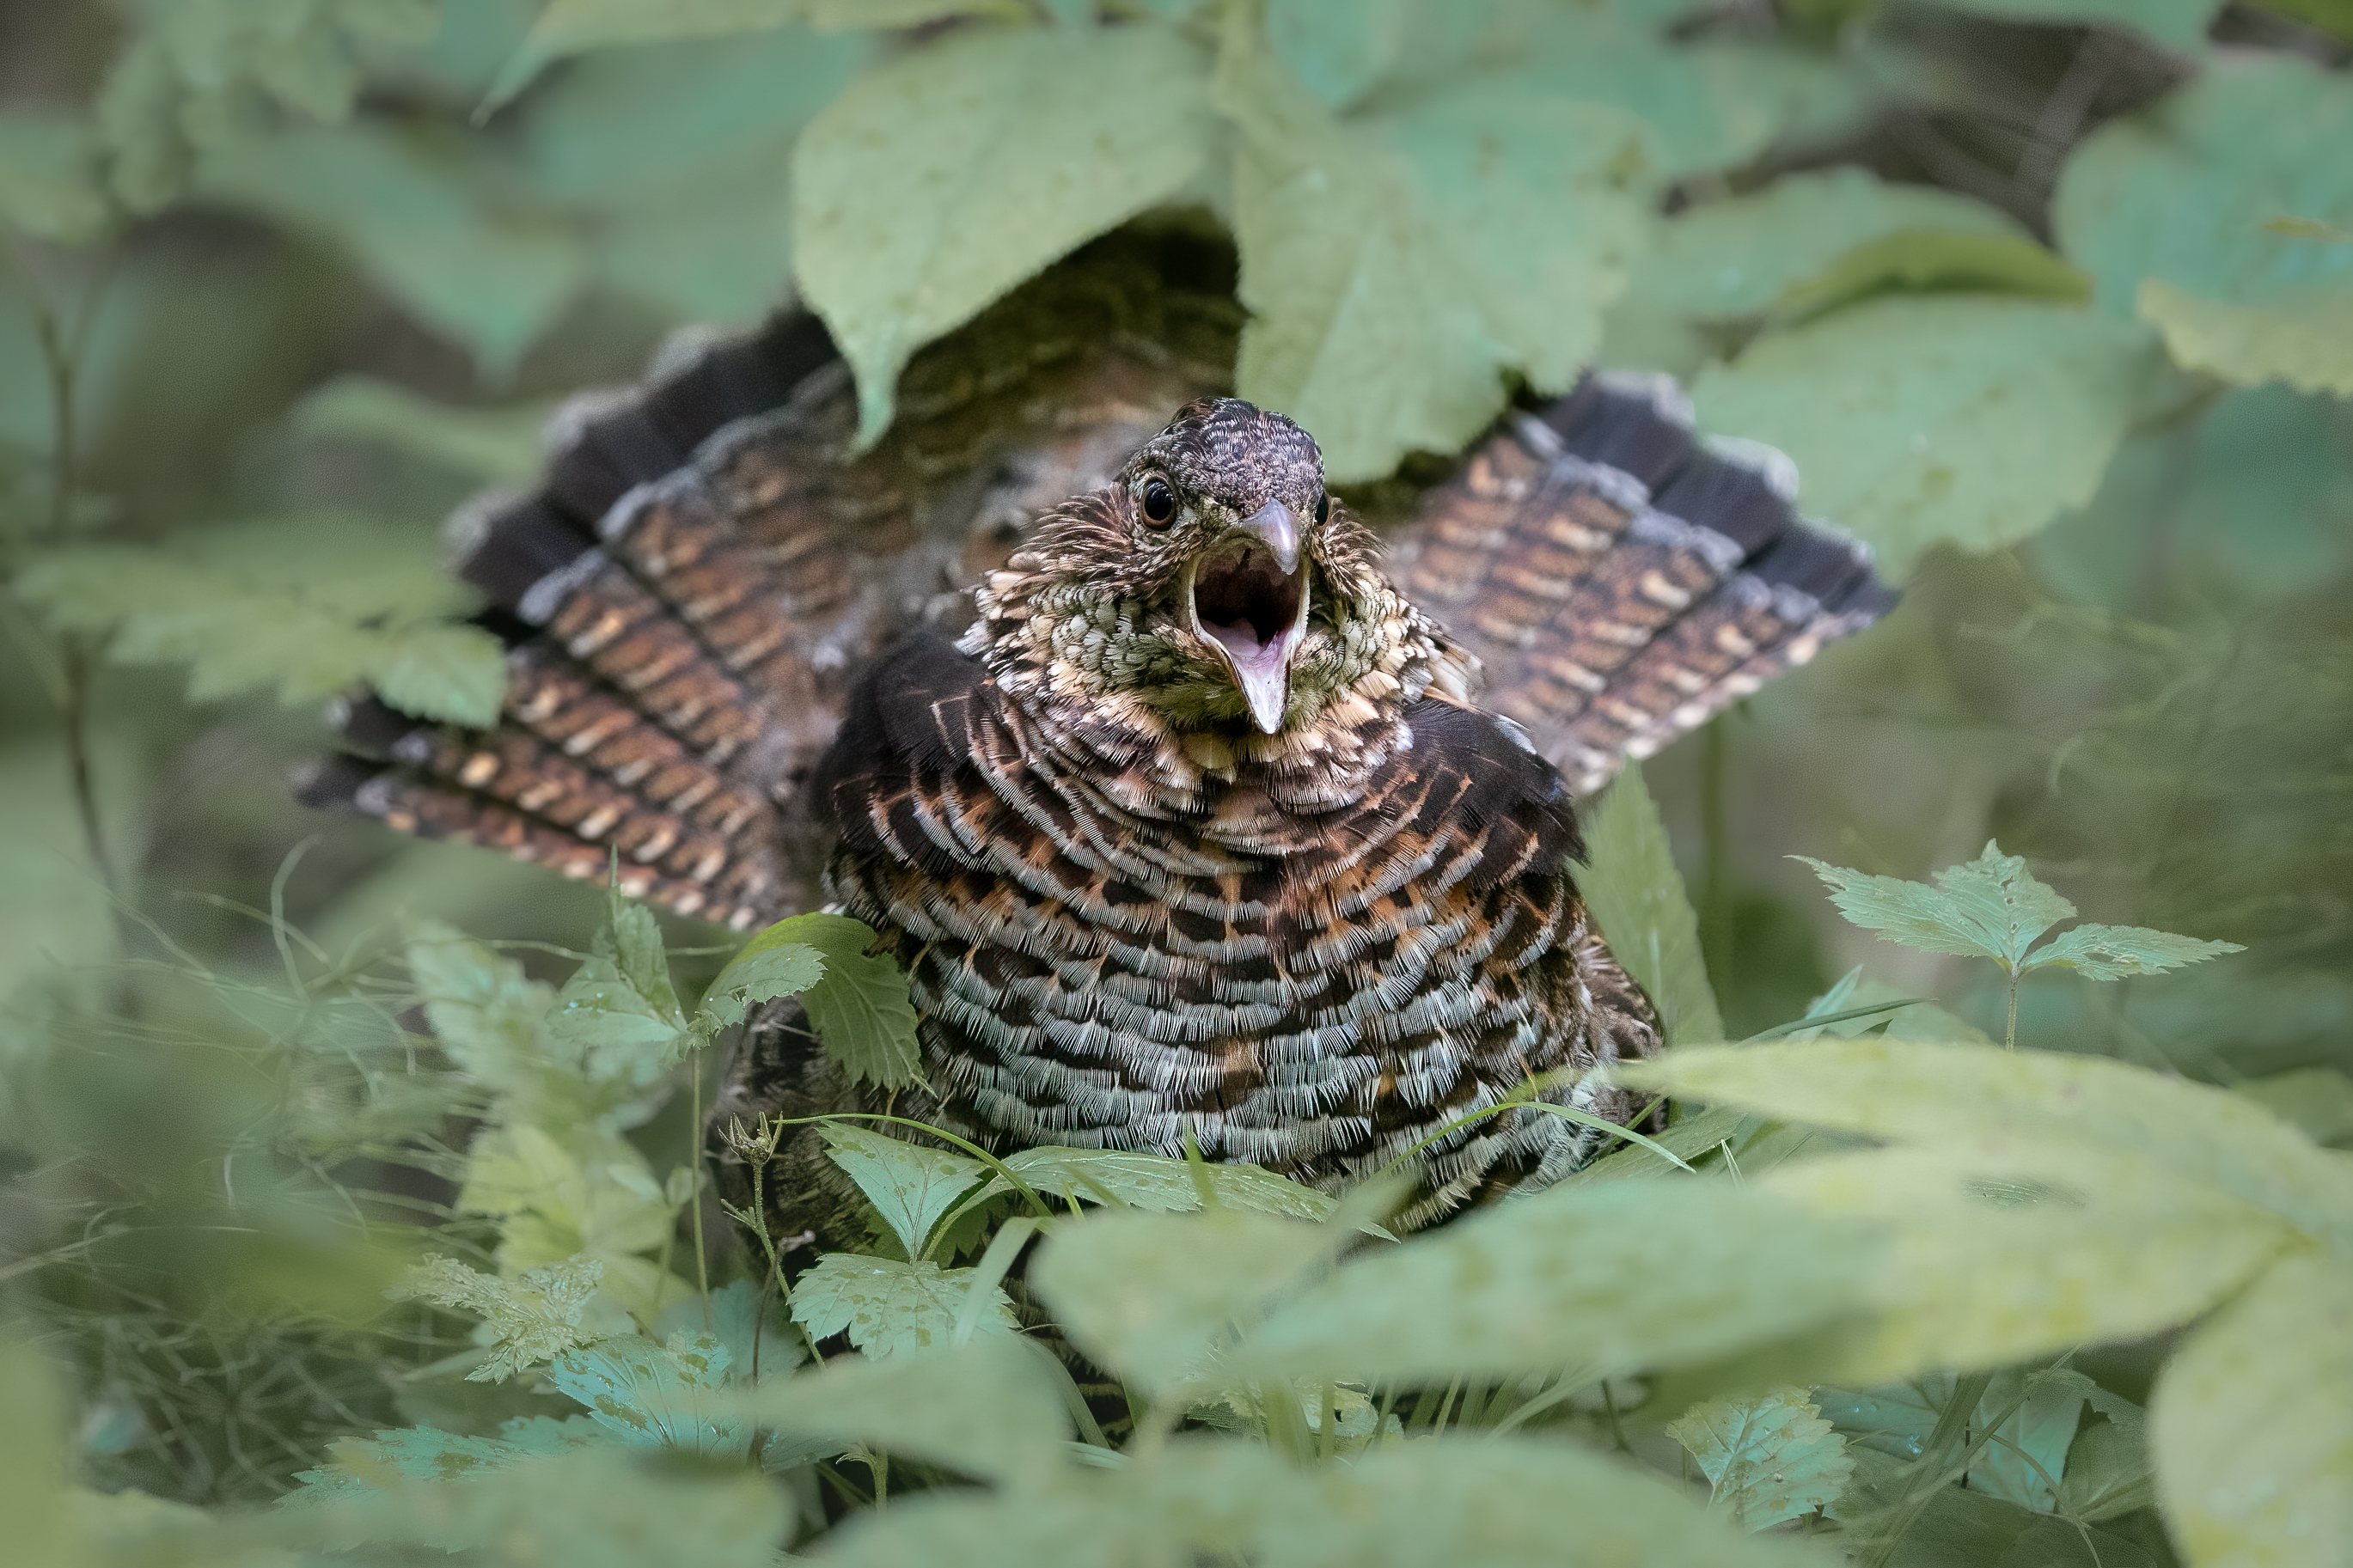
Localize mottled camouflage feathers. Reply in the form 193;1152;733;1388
296;229;1894;1236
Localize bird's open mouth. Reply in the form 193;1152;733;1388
1187;534;1310;734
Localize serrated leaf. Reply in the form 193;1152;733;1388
2025;921;2244;980
1220;19;1648;481
732;913;920;1089
987;1145;1340;1222
1692;296;2155;580
731;1333;1069;1486
702;924;827;1029
389;1254;608;1381
791;1254;1015;1357
1666;1387;1854;1530
819;1123;988;1258
1601;168;2026;375
293;375;553;484
1797;841;2077;970
793;21;1215;447
1580;765;1722;1045
1229;1180;1873;1388
544;1333;749;1456
18;519;503;725
2152;1249;2353;1568
1617;1040;2353;1257
2057;55;2353;337
2136;278;2353;399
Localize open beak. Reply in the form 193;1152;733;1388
1185;500;1311;734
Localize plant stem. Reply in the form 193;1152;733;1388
689;1051;712;1327
2005;967;2020;1051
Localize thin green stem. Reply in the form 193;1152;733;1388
689;1052;712;1328
2005;967;2020;1052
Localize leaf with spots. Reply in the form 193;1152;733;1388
1666;1386;1854;1530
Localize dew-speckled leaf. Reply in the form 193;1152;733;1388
1580;765;1722;1044
1600;168;2026;374
1221;22;1649;481
1666;1387;1854;1530
734;1334;1068;1486
791;1254;1016;1358
819;1123;988;1258
2057;56;2353;324
2026;921;2243;980
1030;1209;1330;1396
2136;278;2353;399
2152;1249;2353;1568
1691;296;2154;579
983;1145;1338;1221
1934;0;2221;46
794;22;1215;446
1795;841;2076;969
1233;1178;1872;1387
1618;1040;2353;1255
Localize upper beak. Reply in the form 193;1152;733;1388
1239;500;1300;575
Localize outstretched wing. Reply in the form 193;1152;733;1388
297;230;1241;927
1386;372;1898;798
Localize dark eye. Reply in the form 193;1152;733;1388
1315;494;1330;525
1140;478;1177;527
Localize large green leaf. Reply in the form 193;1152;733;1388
1220;17;1649;481
793;21;1216;446
1232;1178;1872;1386
2056;55;2353;396
1600;168;2026;375
733;1334;1070;1486
1618;1040;2353;1255
1579;764;1723;1044
1692;296;2156;579
18;517;505;726
791;1253;1017;1357
2151;1249;2353;1568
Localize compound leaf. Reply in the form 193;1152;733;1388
545;1333;749;1456
729;913;920;1088
791;1254;1016;1358
1797;842;2076;970
389;1254;608;1382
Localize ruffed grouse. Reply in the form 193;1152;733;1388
301;229;1893;1235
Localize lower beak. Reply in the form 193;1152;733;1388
1186;503;1311;735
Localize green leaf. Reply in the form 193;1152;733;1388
1665;1387;1855;1530
1579;765;1723;1045
0;112;111;245
544;1333;750;1456
2233;1068;2353;1149
2059;1408;2157;1523
1231;1179;1873;1388
1796;841;2077;970
293;375;553;485
816;1488;1172;1568
1933;0;2222;47
1782;967;1990;1046
1600;168;2027;375
19;519;505;725
1965;1365;2088;1511
1692;296;2154;580
1219;18;1649;481
793;21;1216;447
2025;920;2244;980
1769;229;2092;327
791;1253;1016;1357
819;1122;989;1258
1617;1040;2353;1257
981;1144;1340;1222
2136;278;2353;399
295;1418;602;1499
0;1339;77;1568
2248;0;2353;40
1030;1208;1334;1396
727;913;920;1088
201;124;589;380
2152;1249;2353;1568
455;1124;685;1321
702;920;828;1028
389;1254;608;1381
732;1333;1070;1486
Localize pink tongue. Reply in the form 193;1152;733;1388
1209;622;1291;733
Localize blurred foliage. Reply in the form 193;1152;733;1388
1;0;2350;1565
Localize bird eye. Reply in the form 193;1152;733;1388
1140;477;1177;527
1315;494;1330;525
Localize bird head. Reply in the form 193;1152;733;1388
974;397;1409;738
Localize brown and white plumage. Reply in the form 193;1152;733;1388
297;229;1893;1232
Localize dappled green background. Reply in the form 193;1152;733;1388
2;0;2350;1558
